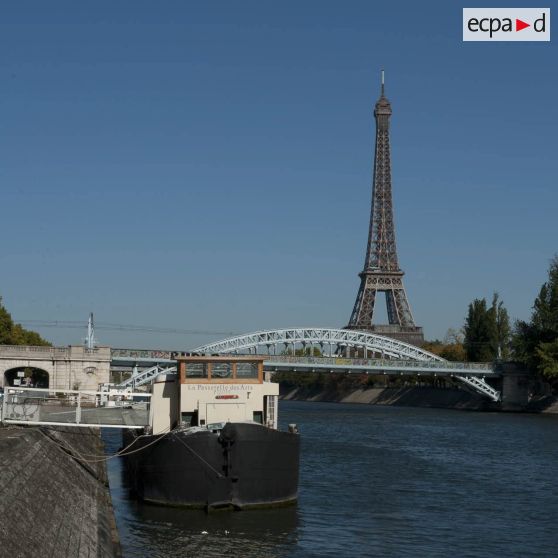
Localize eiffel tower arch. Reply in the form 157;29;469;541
346;72;424;347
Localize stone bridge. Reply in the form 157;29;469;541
0;345;111;391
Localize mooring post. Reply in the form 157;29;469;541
76;392;82;424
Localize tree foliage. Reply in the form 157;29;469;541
513;256;558;380
489;293;511;360
464;298;492;361
0;297;51;346
423;329;466;362
463;293;511;362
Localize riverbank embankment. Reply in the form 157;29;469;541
0;425;120;558
281;385;495;411
281;384;558;413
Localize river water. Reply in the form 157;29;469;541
103;401;558;557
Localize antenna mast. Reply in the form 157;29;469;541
86;313;96;349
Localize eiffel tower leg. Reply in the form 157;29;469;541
385;290;399;324
391;288;415;327
358;288;377;328
348;282;364;325
348;280;376;328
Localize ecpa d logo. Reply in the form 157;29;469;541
463;8;550;41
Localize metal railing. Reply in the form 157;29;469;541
111;348;174;360
1;387;150;429
0;345;108;360
267;355;494;373
0;345;71;357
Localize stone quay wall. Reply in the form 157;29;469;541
0;425;121;558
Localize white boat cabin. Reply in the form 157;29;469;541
149;355;279;435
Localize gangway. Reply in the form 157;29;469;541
0;387;150;429
118;364;177;389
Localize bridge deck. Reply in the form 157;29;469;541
111;354;496;376
264;356;496;375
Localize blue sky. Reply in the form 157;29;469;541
1;1;556;349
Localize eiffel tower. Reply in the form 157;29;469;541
346;72;424;346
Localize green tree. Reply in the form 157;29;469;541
487;293;511;359
536;340;558;378
532;256;558;336
464;298;493;361
463;293;511;362
513;256;558;380
0;296;51;346
0;299;13;344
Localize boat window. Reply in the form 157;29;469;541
181;411;198;427
253;411;263;424
186;363;208;378
211;362;232;378
236;362;258;378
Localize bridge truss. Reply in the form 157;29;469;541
193;328;443;361
191;328;499;401
112;328;498;401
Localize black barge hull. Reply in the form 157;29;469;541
123;422;299;510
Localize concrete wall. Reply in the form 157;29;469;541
0;345;111;391
495;362;531;411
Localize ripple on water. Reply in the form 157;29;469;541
103;402;558;558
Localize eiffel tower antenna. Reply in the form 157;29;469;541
346;73;424;346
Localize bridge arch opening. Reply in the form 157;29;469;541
4;367;50;389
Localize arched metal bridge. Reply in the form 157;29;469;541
193;328;444;361
111;328;500;401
